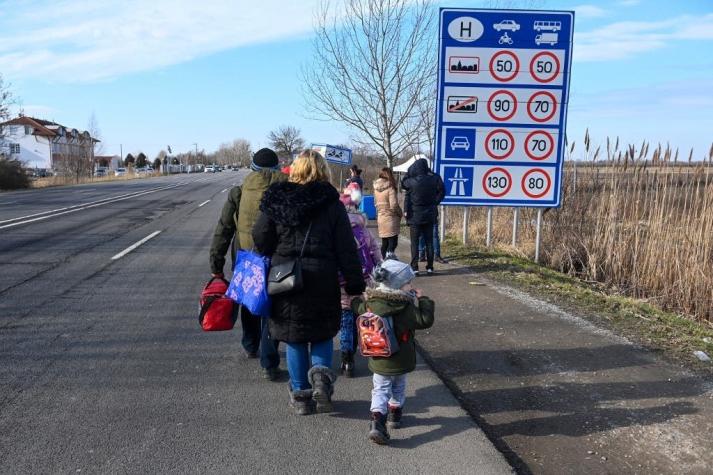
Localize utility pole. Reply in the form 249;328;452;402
193;143;198;165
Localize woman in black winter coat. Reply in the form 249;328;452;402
253;150;365;415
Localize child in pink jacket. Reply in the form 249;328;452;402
339;183;382;377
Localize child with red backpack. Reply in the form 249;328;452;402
339;183;382;377
351;259;435;445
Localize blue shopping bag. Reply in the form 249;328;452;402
225;250;271;317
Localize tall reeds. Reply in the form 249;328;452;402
445;132;713;323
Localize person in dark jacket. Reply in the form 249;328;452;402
253;149;366;415
209;148;287;380
345;164;364;190
400;158;445;274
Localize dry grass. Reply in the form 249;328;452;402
31;172;161;189
444;132;713;324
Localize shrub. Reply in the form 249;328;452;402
0;159;30;190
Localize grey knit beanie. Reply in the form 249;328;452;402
373;259;416;290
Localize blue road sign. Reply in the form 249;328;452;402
434;8;574;207
444;127;477;160
310;143;353;165
443;166;475;198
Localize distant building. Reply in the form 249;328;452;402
94;155;122;171
0;116;100;171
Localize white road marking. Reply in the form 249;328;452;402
221;188;228;193
111;231;162;260
198;200;211;208
0;183;184;230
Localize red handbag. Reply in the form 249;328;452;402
199;277;237;331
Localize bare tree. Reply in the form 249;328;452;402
0;74;16;156
215;139;252;167
87;112;104;156
302;0;435;169
267;126;305;159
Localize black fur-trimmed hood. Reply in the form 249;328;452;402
260;180;340;226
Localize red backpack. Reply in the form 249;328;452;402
357;311;400;357
198;277;236;331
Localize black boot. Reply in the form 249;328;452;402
387;405;403;429
340;351;355;378
288;386;315;416
368;412;390;445
308;366;337;413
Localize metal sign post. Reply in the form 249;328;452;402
512;207;519;247
434;7;574;255
534;208;543;262
486;207;493;247
462;207;469;244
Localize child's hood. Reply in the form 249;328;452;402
348;210;367;229
364;285;415;315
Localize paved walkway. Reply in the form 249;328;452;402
404;235;713;474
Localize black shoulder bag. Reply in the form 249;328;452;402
267;222;313;296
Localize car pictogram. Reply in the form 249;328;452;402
450;136;471;151
493;20;520;32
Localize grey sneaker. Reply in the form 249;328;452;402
308;365;337;413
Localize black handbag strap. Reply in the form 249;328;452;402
298;221;313;259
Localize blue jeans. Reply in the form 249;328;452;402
370;373;407;414
240;307;280;369
339;309;358;354
418;222;441;257
286;339;333;391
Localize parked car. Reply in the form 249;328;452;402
114;168;127;177
94;167;108;177
204;166;215;173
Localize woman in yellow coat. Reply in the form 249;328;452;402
372;168;402;259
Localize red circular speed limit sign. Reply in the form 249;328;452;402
487;90;518;122
529;51;560;83
526;91;557;123
482;167;513;198
485;129;515;160
489;50;520;82
521;168;552;198
524;130;555;161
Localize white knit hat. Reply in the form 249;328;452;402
373;259;416;290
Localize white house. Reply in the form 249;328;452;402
0;116;100;171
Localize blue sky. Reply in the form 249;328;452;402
1;0;712;160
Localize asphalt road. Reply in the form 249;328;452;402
0;173;511;474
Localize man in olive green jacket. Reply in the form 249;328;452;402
209;148;287;380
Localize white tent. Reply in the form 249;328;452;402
392;154;430;173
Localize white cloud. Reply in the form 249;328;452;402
0;0;321;82
574;4;607;19
574;13;713;62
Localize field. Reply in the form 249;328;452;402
444;137;713;325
